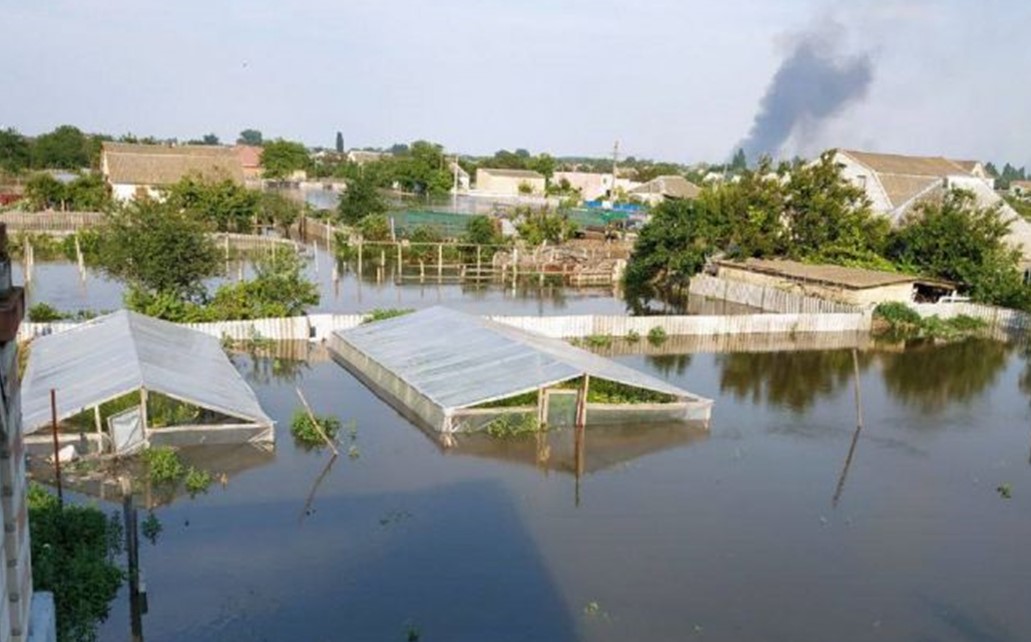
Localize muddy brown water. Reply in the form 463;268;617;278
49;337;1028;642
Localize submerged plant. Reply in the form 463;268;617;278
184;467;213;496
141;511;163;545
484;413;540;438
647;326;668;345
584;334;613;348
141;447;186;485
626;329;641;343
290;409;343;448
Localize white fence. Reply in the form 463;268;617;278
688;274;861;314
911;302;1031;333
18;310;872;344
0;211;105;231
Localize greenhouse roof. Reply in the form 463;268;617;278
331;306;709;413
22;310;272;433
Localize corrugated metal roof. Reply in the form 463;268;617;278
22;310;272;433
332;306;708;412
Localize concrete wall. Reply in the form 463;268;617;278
833;152;893;214
111;183;162;202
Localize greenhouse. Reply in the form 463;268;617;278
22;310;274;454
328;306;713;435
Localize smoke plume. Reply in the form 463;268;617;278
737;28;873;161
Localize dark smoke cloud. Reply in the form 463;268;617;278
738;30;873;161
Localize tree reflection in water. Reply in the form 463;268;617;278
717;349;871;412
646;353;693;377
879;338;1010;414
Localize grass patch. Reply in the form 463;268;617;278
141;446;186;485
873;302;987;340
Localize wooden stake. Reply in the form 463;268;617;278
295;387;339;456
50;389;63;507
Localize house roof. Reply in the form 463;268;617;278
234;144;262;169
102;142;244;186
839;150;974;178
331;306;709;413
478;168;545;180
630;175;700;200
716;258;923;290
22;310;272;433
1011;180;1031;190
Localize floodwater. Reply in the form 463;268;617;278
13;243;628;317
72;336;1031;642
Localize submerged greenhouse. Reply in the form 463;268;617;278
328;306;713;434
22;310;274;454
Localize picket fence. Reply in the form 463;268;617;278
688;274;861;314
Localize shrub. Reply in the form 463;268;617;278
873;302;921;330
290;409;343;448
484;413;540;438
626;329;641;343
184;467;213;496
141;446;186;485
584;334;612;348
28;302;66;322
647;326;668;345
363;308;415;324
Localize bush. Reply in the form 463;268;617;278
484;413;540;438
364;308;415;324
290;409;342;448
584;334;612;348
647;326;668;345
28;302;67;322
873;302;921;329
184;467;213;496
626;329;641;343
28;483;125;642
141;446;186;485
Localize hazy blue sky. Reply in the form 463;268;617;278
2;0;1028;165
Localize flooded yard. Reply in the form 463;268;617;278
68;337;1031;642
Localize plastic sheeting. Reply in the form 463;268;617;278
22;310;273;434
331;306;712;421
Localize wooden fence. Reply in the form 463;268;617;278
688;274;862;314
912;302;1031;334
0;211;104;232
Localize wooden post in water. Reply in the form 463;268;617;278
419;260;425;283
437;244;443;283
121;477;143;642
512;247;519;285
296;387;339;456
397;243;403;280
357;239;363;275
476;245;482;277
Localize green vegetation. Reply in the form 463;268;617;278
166;175;261;233
363;308;415;324
184;467;213;496
997;483;1013;499
24;171;112;211
290;409;343;448
237;129;263;146
647;326;668;345
515;206;578;245
260;139;311;179
337;172;388;226
141;447;186;485
484;412;541;438
627;152;1031;312
28;302;65;322
626;329;641;343
583;334;613;348
872;302;987;340
141;511;163;545
28;483;125;642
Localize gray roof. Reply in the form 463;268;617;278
478;168;545;179
630;175;700;199
22;310;272;433
332;306;707;412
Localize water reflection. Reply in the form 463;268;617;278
879;338;1011;414
717;349;872;412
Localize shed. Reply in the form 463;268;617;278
475;168;546;196
328;306;712;434
22;310;274;454
101;142;245;202
714;258;952;306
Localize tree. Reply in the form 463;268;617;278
65;172;112;211
28;484;124;642
204;251;319;319
730;148;748;172
237;129;263;146
24;173;67;210
337;173;387;225
31;125;93;169
335;131;344;154
0;128;31;173
97;199;220;302
624;198;724;291
260;139;310;179
462;215;503;246
515;207;577;245
256;191;302;234
166;175;260;233
889;189;1030;308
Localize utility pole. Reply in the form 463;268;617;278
611;140;620;199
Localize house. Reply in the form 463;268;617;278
833;149;1031;269
234;144;263;181
346;150;387;165
474;168;546;196
551;171;641;201
629;175;701;206
1010;180;1031;199
714;258;953;307
101;142;245;201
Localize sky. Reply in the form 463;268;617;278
1;0;1029;166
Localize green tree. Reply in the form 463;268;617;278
337;173;387;225
260;139;310;179
462;215;503;246
65;172;112;211
889;189;1030;308
97;199;220;301
28;484;124;642
237;129;263;146
205;251;319;319
730;148;747;172
516;207;577;245
256;191;302;234
0;128;31;173
335;131;344;154
624;198;724;291
24;173;68;210
166;175;260;233
31;125;93;169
